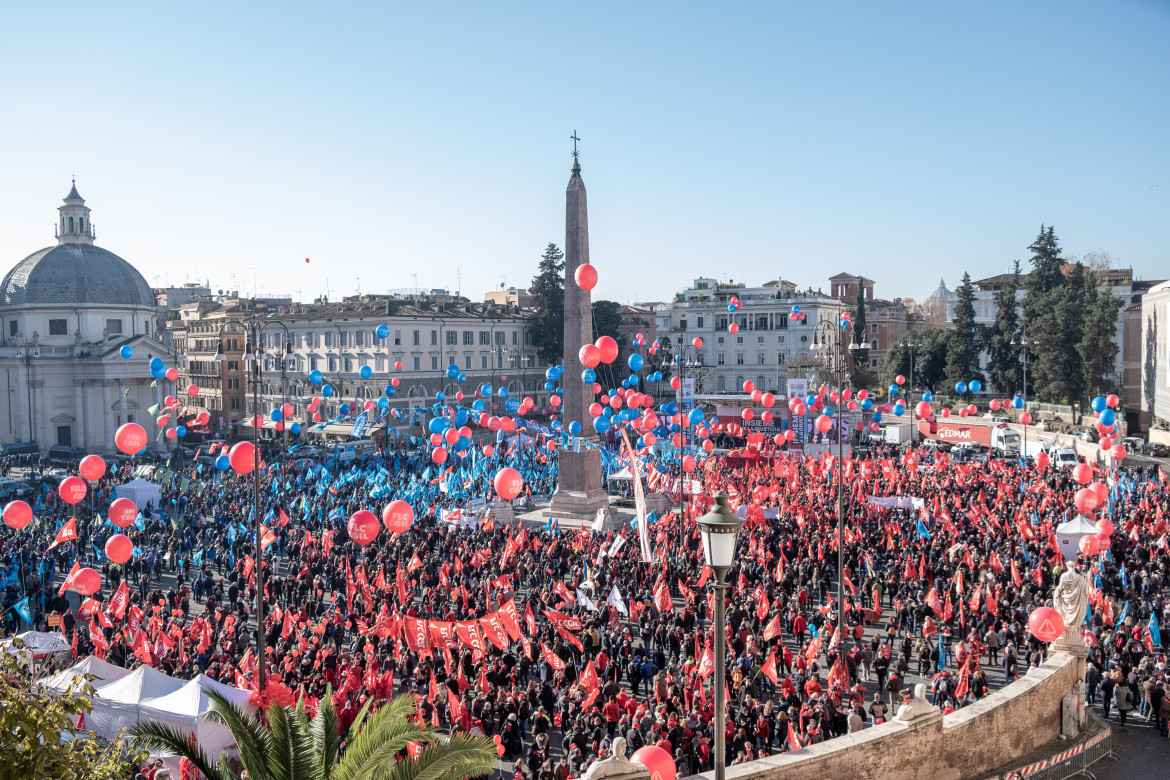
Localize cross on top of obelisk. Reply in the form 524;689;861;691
570;130;580;159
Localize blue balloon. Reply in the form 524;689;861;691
505;398;520;414
378;397;390;410
435;391;445;402
688;408;704;425
955;382;968;394
151;366;167;379
628;374;638;385
340;403;350;414
271;408;283;422
603;407;613;418
385;385;396;397
792;305;800;313
175;426;186;437
446;364;460;380
593;416;610;434
119;345;133;359
322;384;334;397
216;455;230;471
922;392;933;403
456;410;468;425
149;357;164;371
375;324;390;340
497;387;509;398
893;405;904;417
1091;396;1106;413
862;398;873;410
628;354;644;371
621;380;630;389
472;400;485;411
568;421;582;435
309;370;323;385
1099;408;1116;426
888;384;899;395
806;395;817;407
543;381;553;391
1013;396;1024;409
663;402;678;416
709;416;720;426
457;374;467;383
290;422;301;434
969;380;982;393
555;387;563;396
480;384;492;396
873;411;883;423
360;366;372;379
428;418;446;433
545;367;557;381
582;368;596;384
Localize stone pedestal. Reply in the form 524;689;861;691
550;446;608;520
488;500;516;526
644;492;672;514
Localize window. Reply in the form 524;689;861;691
306;332;314;348
717;336;724;345
717;376;726;392
717;353;725;365
758;352;765;365
758;376;766;390
412;330;420;346
736;336;744;344
679;318;687;331
777;353;786;364
480;330;490;345
287;358;298;372
462;331;473;345
778;335;785;343
871;359;879;368
464;355;472;369
375;357;385;372
324;332;333;347
431;356;439;371
309;357;318;371
344;358;353;372
394;329;402;345
49;319;67;335
105;319;123;334
431;330;438;345
697;316;705;328
871;339;879;350
736;353;744;365
228;360;239;371
757;316;768;330
413;356;421;371
228;378;239;389
482;355;489;369
328;357;337;372
512;331;518;345
57;425;72;446
230;398;240;410
495;331;506;345
446;331;458;346
8;321;16;337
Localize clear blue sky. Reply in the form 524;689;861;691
1;2;1166;306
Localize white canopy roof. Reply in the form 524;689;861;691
41;655;132;694
1;630;70;659
89;665;185;740
138;674;254;758
114;477;162;510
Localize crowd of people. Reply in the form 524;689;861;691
3;425;1170;778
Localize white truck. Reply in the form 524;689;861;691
1051;446;1079;469
990;424;1021;457
1023;438;1051;462
883;424;912;445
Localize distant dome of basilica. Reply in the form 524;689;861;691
0;182;154;311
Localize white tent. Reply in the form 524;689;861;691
607;468;633;482
114;478;162;510
138;674;255;757
89;665;185;740
1;631;71;669
41;655;132;694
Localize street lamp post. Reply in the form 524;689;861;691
697;491;744;780
899;339;923;442
671;341;700;520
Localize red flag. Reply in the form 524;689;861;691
760;651;779;685
1010;559;1022;588
407;553;423;573
49;518;78;550
58;561;80;596
88;621;109;655
540;641;565;671
108;581;130;620
580;660;599;691
697;646;715;680
763;612;783;642
654;583;673;613
787;721;802;752
523;603;536;635
925;587;941;616
278;508;291;527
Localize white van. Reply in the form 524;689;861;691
1051;446;1078;469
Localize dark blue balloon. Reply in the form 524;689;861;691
360;366;372;379
375;324;390;339
216;455;230;471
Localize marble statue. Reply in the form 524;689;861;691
583;738;642;780
895;683;938;723
1053;569;1090;647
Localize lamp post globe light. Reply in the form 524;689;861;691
697;490;745;780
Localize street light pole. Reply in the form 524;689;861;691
697;492;744;780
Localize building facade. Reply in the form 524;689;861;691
1141;281;1170;433
0;183;178;454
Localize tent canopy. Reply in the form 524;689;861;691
2;630;70;659
137;674;254;757
89;665;186;740
114;478;162;510
41;655;131;694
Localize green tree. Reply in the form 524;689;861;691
529;243;565;365
591;299;622;341
944;272;984;391
877;327;952;393
0;639;145;779
986;260;1022;396
1022;225;1088;404
848;292;875;388
1078;269;1122;400
132;690;497;780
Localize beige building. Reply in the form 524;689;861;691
1141;281;1170;436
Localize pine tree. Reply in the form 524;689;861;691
1078;269;1122;399
944;272;984;391
877;327;952;394
986;260;1022;396
529;243;564;365
1022;225;1087;404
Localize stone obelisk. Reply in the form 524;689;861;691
550;138;609;521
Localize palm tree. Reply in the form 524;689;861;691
131;689;498;780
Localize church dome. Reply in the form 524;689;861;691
927;278;956;302
0;183;154;311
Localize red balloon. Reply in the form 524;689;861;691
229;441;257;474
383;500;415;533
1072;463;1093;485
105;533;134;564
1079;535;1101;557
728;323;739;334
115;422;148;455
72;567;102;596
1095;517;1114;537
692;337;703;349
1090;482;1108;504
78;455;106;482
186;384;200;397
574;263;598;291
1028;606;1065;643
494;467;524;500
631;746;676;780
109;497;138;528
3;500;32;530
595;336;619;365
165;368;179;382
58;476;87;505
815;414;834;433
1035;451;1050;470
1110;445;1127;461
347;510;380;545
682;455;696;473
1074;487;1099;514
1019;412;1033;425
432;447;448;464
579;344;601;368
